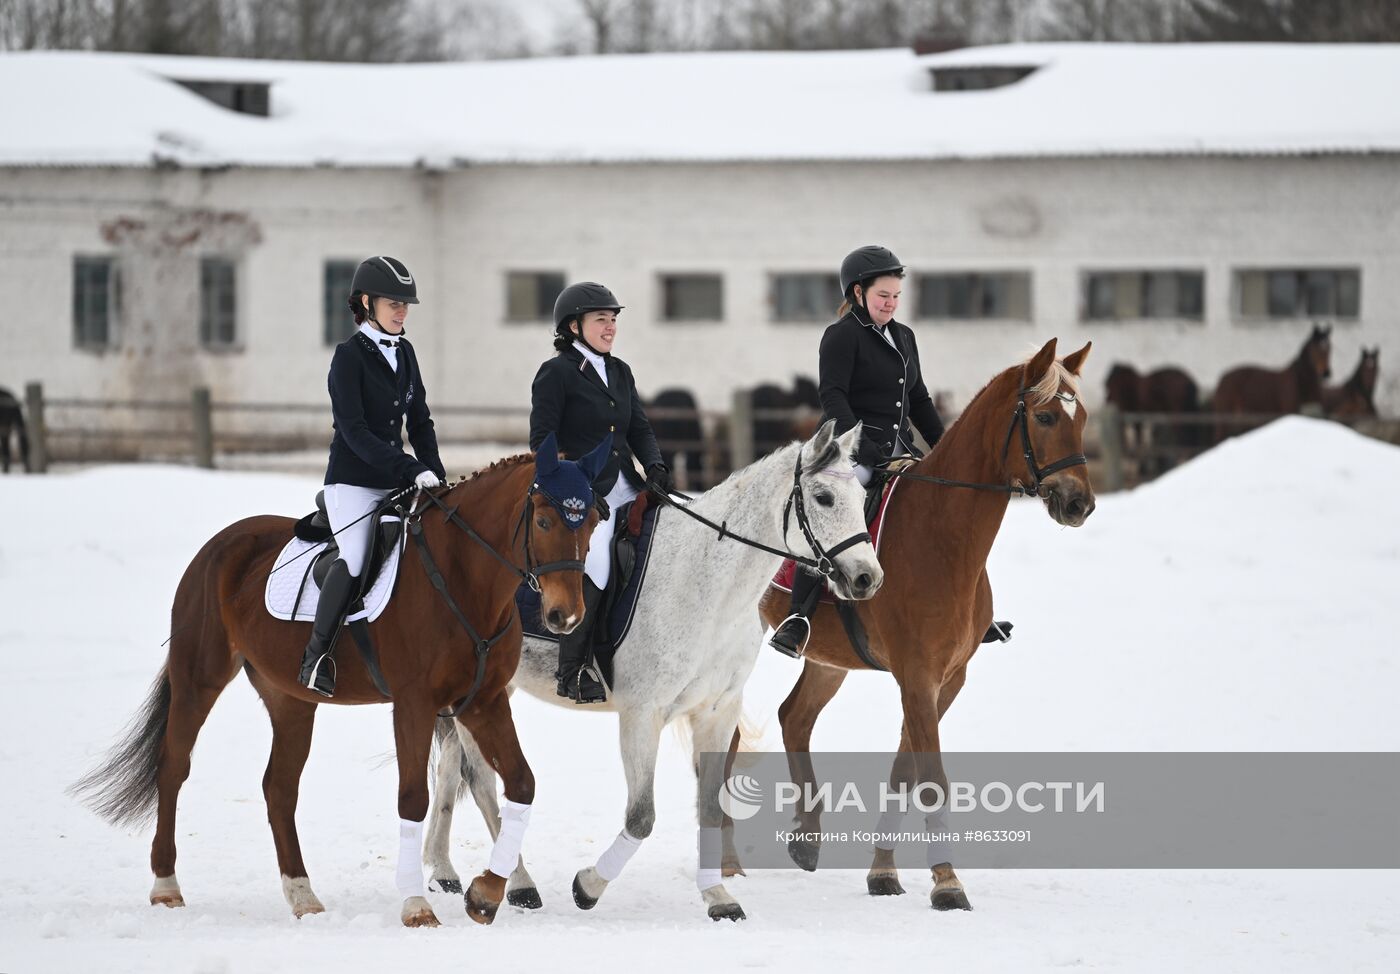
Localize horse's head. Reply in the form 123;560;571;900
1359;347;1380;395
528;433;611;634
1019;338;1096;528
784;420;883;601
1104;363;1140;409
1305;322;1333;381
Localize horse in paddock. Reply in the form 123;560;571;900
754;338;1095;912
0;386;29;473
71;438;608;928
424;420;882;921
1213;323;1332;441
1323;347;1380;419
1104;363;1202;475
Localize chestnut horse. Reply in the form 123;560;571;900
1213;323;1332;440
71;442;605;928
755;338;1095;911
1323;347;1380;419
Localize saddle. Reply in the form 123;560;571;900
293;490;404;614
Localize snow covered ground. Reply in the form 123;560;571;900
1;417;1396;972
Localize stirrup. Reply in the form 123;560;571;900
768;614;811;659
301;653;335;698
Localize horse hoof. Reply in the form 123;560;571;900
721;857;746;878
572;874;599;911
431;877;463;895
465;874;503;925
292;900;326;918
867;875;906;897
402;897;441;928
150;891;185;909
507;887;543;910
931;888;973;911
787;839;820;872
708;902;747;922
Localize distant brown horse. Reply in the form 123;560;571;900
755;338;1095;911
0;386;28;473
1213;323;1333;440
72;442;605;928
1104;363;1202;474
1323;347;1380;419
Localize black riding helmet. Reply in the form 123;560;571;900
553;281;623;333
350;255;419;305
840;245;904;299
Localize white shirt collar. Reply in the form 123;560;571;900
359;322;401;346
573;341;608;384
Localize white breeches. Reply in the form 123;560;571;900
584;477;639;590
323;483;392;577
854;464;874;487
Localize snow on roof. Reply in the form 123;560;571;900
3;43;1399;169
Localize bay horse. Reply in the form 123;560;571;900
1323;347;1380;419
1104;363;1202;475
424;421;882;921
0;386;29;473
1213;323;1332;441
71;438;608;928
754;337;1094;912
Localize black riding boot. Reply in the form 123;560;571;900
297;558;359;698
769;568;824;659
981;620;1014;643
556;578;607;704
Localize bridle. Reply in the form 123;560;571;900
882;388;1087;497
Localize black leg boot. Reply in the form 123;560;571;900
768;568;823;659
298;558;358;698
555;578;607;704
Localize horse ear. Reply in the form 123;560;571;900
577;432;613;481
535;432;560;477
837;421;863;461
1061;341;1092;377
1024;338;1059;388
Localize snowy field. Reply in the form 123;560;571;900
1;417;1396;972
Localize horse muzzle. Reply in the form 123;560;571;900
1044;483;1095;527
831;557;884;601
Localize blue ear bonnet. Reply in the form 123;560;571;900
533;432;612;531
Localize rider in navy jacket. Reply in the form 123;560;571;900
299;255;445;699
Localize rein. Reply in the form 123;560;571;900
408;479;586;718
879;389;1087;497
649;448;870;580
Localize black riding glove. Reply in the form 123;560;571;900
646;464;675;495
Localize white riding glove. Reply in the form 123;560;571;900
415;470;441;490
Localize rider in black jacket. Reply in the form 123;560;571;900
768;245;945;658
530;282;670;703
297;256;446;697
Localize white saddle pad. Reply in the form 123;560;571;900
264;517;406;624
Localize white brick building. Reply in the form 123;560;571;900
2;43;1397;425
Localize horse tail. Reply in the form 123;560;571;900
734;711;763;753
68;668;172;828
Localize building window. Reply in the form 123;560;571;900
771;273;842;322
324;259;357;345
73;256;120;349
928;65;1038;92
200;257;238;349
1235;268;1360;319
660;274;723;322
1082;270;1204;321
506;271;566;322
917;272;1031;320
171;79;271;117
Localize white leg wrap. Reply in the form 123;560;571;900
873;805;908;852
488;800;532;879
925;807;956;867
696;827;723;892
396;818;426;899
594;829;644;883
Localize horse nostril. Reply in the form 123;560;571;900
546;609;564;630
855;573;872;593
